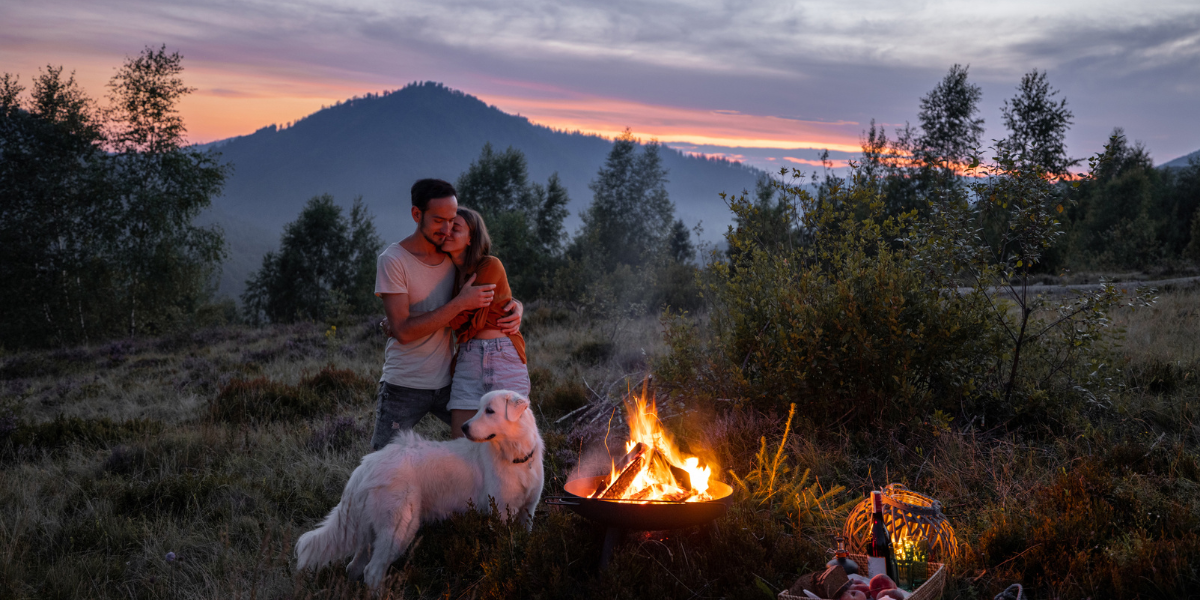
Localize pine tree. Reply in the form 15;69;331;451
242;195;382;323
455;143;570;298
577;129;675;271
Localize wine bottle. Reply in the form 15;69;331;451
827;535;860;575
867;491;899;582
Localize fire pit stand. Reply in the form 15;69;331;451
546;475;734;569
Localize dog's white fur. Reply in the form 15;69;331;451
295;390;544;588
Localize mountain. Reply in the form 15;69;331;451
200;82;763;298
1162;149;1200;169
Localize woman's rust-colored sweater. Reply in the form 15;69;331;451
449;256;527;364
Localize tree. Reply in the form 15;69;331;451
917;64;985;169
455;143;570;299
1000;69;1077;178
242;195;383;323
0;48;228;347
1063;129;1165;269
574;129;676;271
105;46;228;335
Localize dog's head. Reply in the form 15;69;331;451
461;390;531;442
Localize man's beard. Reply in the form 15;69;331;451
420;226;445;249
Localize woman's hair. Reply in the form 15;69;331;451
455;207;492;288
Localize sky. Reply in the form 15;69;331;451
3;0;1199;172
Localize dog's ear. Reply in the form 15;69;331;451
504;392;530;422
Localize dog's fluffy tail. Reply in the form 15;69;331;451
296;499;361;570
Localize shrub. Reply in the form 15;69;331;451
659;169;1000;426
208;377;332;424
299;366;375;406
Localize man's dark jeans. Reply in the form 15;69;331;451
371;381;451;450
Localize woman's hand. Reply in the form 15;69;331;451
496;299;523;334
455;273;496;310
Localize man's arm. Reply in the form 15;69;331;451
495;298;523;335
383;274;495;344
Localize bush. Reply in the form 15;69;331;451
658;171;1001;427
299;366;375;405
209;377;330;424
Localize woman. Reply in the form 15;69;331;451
440;207;530;438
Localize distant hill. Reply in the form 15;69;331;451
1162;149;1200;169
199;82;763;298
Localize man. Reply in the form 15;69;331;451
371;178;522;450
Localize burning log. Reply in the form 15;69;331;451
669;463;692;491
601;449;649;499
591;442;648;498
629;485;658;501
663;490;696;502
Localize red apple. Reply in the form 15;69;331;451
869;574;897;596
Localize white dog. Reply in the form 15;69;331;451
295;390;544;589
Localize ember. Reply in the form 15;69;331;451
591;386;714;503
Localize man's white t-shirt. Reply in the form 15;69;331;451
375;242;456;389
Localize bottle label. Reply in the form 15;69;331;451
869;556;886;578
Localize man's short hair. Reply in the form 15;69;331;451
411;179;457;212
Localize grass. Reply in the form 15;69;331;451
1;289;1198;599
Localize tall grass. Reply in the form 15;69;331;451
0;288;1198;599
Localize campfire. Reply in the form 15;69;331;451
590;387;714;503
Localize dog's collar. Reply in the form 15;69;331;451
512;446;536;464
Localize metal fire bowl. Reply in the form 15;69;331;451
553;475;733;531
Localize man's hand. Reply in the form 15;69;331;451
496;298;523;335
455;273;496;310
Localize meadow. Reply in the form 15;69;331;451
1;283;1198;599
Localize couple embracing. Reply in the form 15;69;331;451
371;178;529;450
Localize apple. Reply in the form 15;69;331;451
869;574;897;596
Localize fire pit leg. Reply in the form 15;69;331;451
598;527;624;570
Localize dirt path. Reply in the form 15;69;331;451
956;275;1200;298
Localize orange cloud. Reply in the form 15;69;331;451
475;92;863;153
783;156;852;168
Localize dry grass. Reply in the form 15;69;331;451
1;292;1198;599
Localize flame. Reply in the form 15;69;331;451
597;386;715;503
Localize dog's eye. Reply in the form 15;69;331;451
485;408;494;414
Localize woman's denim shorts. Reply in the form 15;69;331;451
449;337;530;411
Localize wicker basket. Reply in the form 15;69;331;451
843;484;959;562
778;553;945;600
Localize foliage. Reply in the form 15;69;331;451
455;143;571;299
574;129;678;272
999;69;1077;178
555;130;701;314
0;48;227;348
662;164;1002;426
916;64;985;171
1052;132;1200;271
728;404;854;534
241;195;382;324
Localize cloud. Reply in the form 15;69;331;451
2;0;1197;157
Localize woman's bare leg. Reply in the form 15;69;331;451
450;409;475;439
